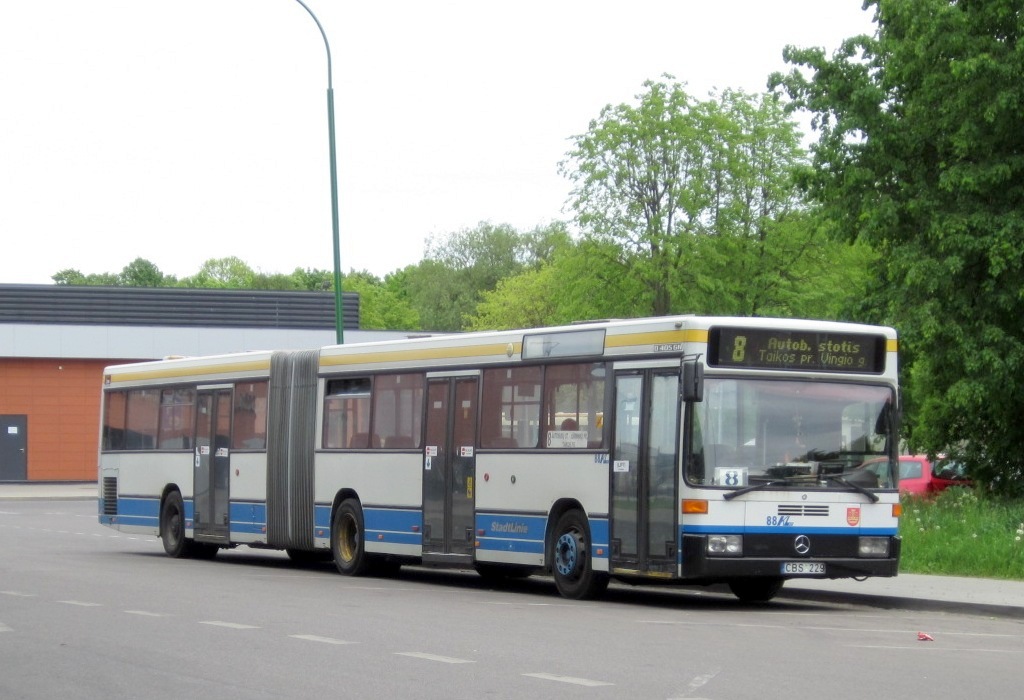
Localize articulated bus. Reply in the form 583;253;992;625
98;316;901;601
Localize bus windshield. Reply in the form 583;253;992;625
688;378;897;490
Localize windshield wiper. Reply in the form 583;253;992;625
723;478;792;500
723;473;879;502
821;475;879;503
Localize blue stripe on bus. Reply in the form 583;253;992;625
112;497;268;536
229;501;267;534
114;497;161;528
683;524;899;536
365;507;423;545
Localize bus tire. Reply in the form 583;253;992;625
551;510;609;600
728;577;784;603
160;491;192;558
331;499;370;576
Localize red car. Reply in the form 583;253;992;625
861;455;972;495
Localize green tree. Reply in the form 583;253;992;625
562;77;712;316
118;258;169;287
404;222;531;331
52;258;170;286
180;257;256;288
562;78;817;318
772;0;1024;494
343;270;419;330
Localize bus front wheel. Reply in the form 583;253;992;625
551;510;609;600
331;499;370;576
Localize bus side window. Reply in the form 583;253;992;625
323;377;372;449
158;387;195;450
543;362;606;449
232;381;268;450
372;373;425;449
103;390;128;451
125;388;160;450
480;366;541;448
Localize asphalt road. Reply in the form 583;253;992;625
2;499;1023;699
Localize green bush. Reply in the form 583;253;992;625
899;488;1024;579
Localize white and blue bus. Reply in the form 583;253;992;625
98;315;901;601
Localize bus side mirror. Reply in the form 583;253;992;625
681;360;704;402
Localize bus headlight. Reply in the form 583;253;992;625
707;535;743;556
858;536;890;557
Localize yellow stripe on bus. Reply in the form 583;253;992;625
887;339;898;353
107;359;271;384
320;342;522;367
605;328;708;348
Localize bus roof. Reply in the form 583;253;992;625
103;316;898;386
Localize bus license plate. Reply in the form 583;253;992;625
781;562;825;575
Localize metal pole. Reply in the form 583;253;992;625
293;0;343;344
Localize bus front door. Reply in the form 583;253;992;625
422;377;478;565
193;388;231;544
610;371;679;576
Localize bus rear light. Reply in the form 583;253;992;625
682;499;708;514
892;503;902;518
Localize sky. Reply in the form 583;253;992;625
0;1;877;285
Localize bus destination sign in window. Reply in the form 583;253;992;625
708;327;887;373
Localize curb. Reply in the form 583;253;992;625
777;586;1024;619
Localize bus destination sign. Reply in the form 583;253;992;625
707;327;887;373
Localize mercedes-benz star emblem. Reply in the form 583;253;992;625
794;535;811;555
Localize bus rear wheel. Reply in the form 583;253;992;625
160;491;192;558
551;510;609;600
331;499;370;576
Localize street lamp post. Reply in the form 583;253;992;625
293;0;343;344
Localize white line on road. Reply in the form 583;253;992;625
395;652;475;664
58;600;102;607
847;644;1024;653
0;622;12;633
289;634;355;645
199;621;261;629
124;610;168;617
523;673;613;687
1;591;37;597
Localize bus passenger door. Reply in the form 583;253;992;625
610;371;679;575
422;377;478;563
193;388;231;543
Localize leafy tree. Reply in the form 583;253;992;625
771;0;1024;494
561;77;712;316
343;270;419;330
404;222;532;331
290;267;336;292
52;269;117;286
52;258;169;287
118;258;170;287
180;257;256;288
562;78;818;318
